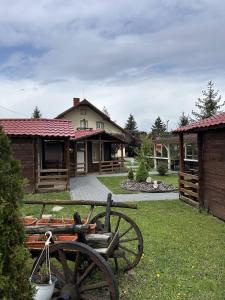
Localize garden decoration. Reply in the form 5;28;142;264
24;193;143;300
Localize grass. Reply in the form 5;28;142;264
23;198;225;299
97;174;178;194
97;176;138;194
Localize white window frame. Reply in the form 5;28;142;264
80;119;88;129
96;121;104;129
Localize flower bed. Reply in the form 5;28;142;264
121;179;177;193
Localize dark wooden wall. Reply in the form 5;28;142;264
202;129;225;220
10;137;36;191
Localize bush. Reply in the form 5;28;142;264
127;168;134;180
157;162;168;176
0;127;33;299
136;160;149;182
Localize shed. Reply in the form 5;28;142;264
0;119;74;192
174;112;225;220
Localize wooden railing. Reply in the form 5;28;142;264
36;169;69;192
179;171;199;207
100;160;123;174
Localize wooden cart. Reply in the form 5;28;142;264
24;193;143;300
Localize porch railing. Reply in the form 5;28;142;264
179;171;199;207
100;159;124;174
36;169;69;192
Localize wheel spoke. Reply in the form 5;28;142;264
119;244;138;256
122;255;131;269
119;225;133;239
51;263;65;283
114;216;121;233
80;281;109;292
77;262;96;286
119;237;138;243
57;249;73;282
73;252;81;281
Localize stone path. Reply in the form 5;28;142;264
70;174;178;202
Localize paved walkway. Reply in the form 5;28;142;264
70;174;178;202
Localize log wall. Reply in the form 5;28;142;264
10;137;36;191
202;129;225;220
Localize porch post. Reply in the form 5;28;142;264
85;141;88;174
64;138;70;188
198;132;205;210
167;144;171;171
99;134;102;174
179;133;184;197
74;142;77;177
153;143;157;170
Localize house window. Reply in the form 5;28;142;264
96;122;104;129
80;119;88;129
92;142;104;163
80;109;87;115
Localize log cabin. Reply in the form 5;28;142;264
174;112;225;221
0;118;126;192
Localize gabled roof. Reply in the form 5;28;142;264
72;129;125;142
0;119;74;137
56;99;124;133
174;112;225;133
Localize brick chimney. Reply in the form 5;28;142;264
73;98;80;106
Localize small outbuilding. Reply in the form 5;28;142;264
174;112;225;221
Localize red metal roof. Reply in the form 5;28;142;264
72;129;104;140
0;119;74;137
174;112;225;133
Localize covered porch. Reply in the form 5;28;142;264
70;130;125;176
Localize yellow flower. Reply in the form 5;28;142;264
156;273;160;278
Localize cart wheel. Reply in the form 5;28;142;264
31;241;119;300
91;211;143;272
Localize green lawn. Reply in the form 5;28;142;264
97;174;178;194
97;176;138;194
22;198;225;299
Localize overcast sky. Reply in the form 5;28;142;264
0;0;224;130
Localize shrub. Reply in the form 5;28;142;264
136;160;149;182
127;168;134;180
157;162;168;176
0;127;33;299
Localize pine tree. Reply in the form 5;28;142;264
32;106;42;118
151;117;167;138
192;81;224;120
124;114;138;134
102;106;110;117
178;112;189;127
0;127;33;299
124;114;139;157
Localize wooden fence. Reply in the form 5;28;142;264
179;171;199;207
100;160;123;174
36;169;69;192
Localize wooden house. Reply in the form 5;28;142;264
174;112;225;221
0;119;74;192
56;98;126;175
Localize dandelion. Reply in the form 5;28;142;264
156;273;160;278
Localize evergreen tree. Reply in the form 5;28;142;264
178;112;190;127
192;81;224;120
124;114;139;157
32;106;42;118
102;106;110;117
0;127;33;299
125;114;138;134
151;116;167;138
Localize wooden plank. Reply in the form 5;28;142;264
24;199;138;209
39;175;68;179
180;195;199;207
179;180;198;190
180;187;199;198
39;169;68;173
179;172;198;181
37;181;67;186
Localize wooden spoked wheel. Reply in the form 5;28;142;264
91;211;143;272
31;242;119;300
